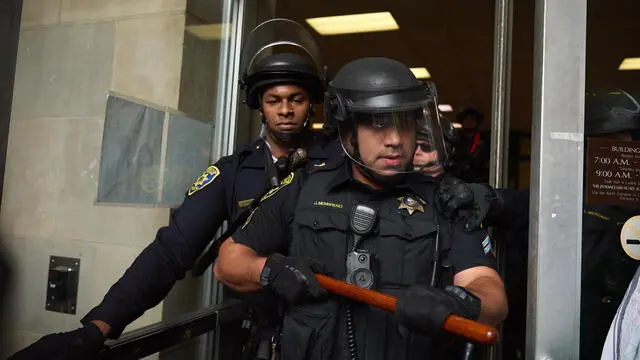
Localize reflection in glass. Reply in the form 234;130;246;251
98;95;164;205
581;91;640;359
582;2;640;358
97;94;212;207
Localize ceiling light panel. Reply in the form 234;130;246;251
438;104;453;112
306;12;399;36
410;67;431;79
619;57;640;70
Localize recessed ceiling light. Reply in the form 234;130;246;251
438;104;453;112
306;12;399;36
185;23;230;40
410;67;431;79
618;58;640;70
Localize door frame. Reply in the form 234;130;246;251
526;0;586;358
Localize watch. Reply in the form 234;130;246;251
259;265;271;287
445;285;481;306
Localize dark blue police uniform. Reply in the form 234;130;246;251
233;160;496;360
81;134;342;338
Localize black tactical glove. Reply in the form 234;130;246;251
8;322;105;360
396;285;482;337
435;176;500;231
260;253;327;304
435;176;474;218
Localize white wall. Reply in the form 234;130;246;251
2;0;187;356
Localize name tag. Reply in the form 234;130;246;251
237;198;254;208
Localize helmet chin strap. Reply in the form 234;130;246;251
359;164;407;186
269;128;301;147
345;133;409;187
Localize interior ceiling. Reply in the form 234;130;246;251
275;0;640;133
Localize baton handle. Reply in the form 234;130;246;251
314;274;498;345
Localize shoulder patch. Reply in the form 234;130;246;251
482;234;495;257
187;165;220;196
242;173;295;229
260;172;295;202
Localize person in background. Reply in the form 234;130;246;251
436;90;640;360
600;265;640;360
450;107;490;183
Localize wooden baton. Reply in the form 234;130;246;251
315;274;499;345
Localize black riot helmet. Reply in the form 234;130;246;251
239;18;327;145
325;57;448;181
585;90;640;138
439;114;459;160
241;53;324;110
440;115;459;149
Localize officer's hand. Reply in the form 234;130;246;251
435;176;473;219
435;177;497;231
8;323;105;360
262;253;327;304
396;285;481;337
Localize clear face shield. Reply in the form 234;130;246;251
239;18;325;83
414;100;449;177
338;96;449;178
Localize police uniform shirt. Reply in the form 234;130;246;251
235;159;497;281
233;159;496;359
80;135;342;338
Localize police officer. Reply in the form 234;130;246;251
448;107;490;183
8;19;340;360
214;57;508;360
436;90;640;360
414;113;460;177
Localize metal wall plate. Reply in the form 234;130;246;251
46;256;80;314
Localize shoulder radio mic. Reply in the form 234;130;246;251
346;204;379;290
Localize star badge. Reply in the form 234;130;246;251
397;196;424;215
